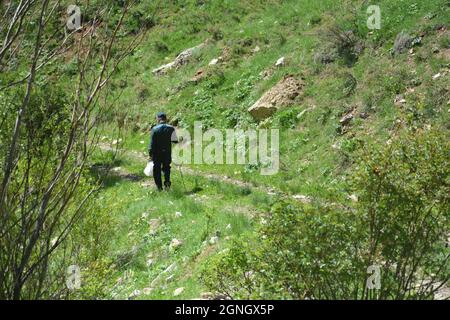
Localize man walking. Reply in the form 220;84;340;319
148;112;178;191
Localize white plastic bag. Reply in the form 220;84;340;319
144;161;154;177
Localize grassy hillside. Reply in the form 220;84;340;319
103;0;448;194
74;0;449;300
2;0;446;300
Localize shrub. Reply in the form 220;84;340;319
329;27;364;65
201;128;450;299
154;41;169;54
393;32;414;55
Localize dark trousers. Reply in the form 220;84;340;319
153;157;171;190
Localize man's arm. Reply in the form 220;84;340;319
148;128;155;159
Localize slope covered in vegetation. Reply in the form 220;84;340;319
84;0;449;300
0;0;448;300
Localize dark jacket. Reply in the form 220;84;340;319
148;123;177;161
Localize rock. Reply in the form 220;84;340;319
331;142;341;150
297;108;311;120
169;238;183;251
275;56;285;67
394;95;407;106
432;73;441;80
292;194;312;203
175;211;183;218
209;58;219;65
152;42;206;76
348;194;358;202
248;75;304;120
190;68;206;84
128;289;141;299
221;47;232;61
359;112;369;119
259;68;274;80
339;113;354;126
148;219;160;235
252;45;261;53
209;236;219;245
140;181;153;188
200;292;214;300
150;276;161;288
211;294;231;300
166;274;175;282
434;283;450;300
164;262;177;274
173;287;184;296
111;138;122;145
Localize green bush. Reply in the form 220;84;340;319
201;128;450;299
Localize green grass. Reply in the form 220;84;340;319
87;0;449;299
91;150;272;299
100;0;448;194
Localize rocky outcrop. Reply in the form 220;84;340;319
248;75;304;120
152;41;207;76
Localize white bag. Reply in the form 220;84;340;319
144;161;154;177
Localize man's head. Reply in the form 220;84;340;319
156;112;167;123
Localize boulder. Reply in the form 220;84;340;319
248;75;304;120
152;42;206;76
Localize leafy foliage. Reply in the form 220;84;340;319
201;128;450;299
